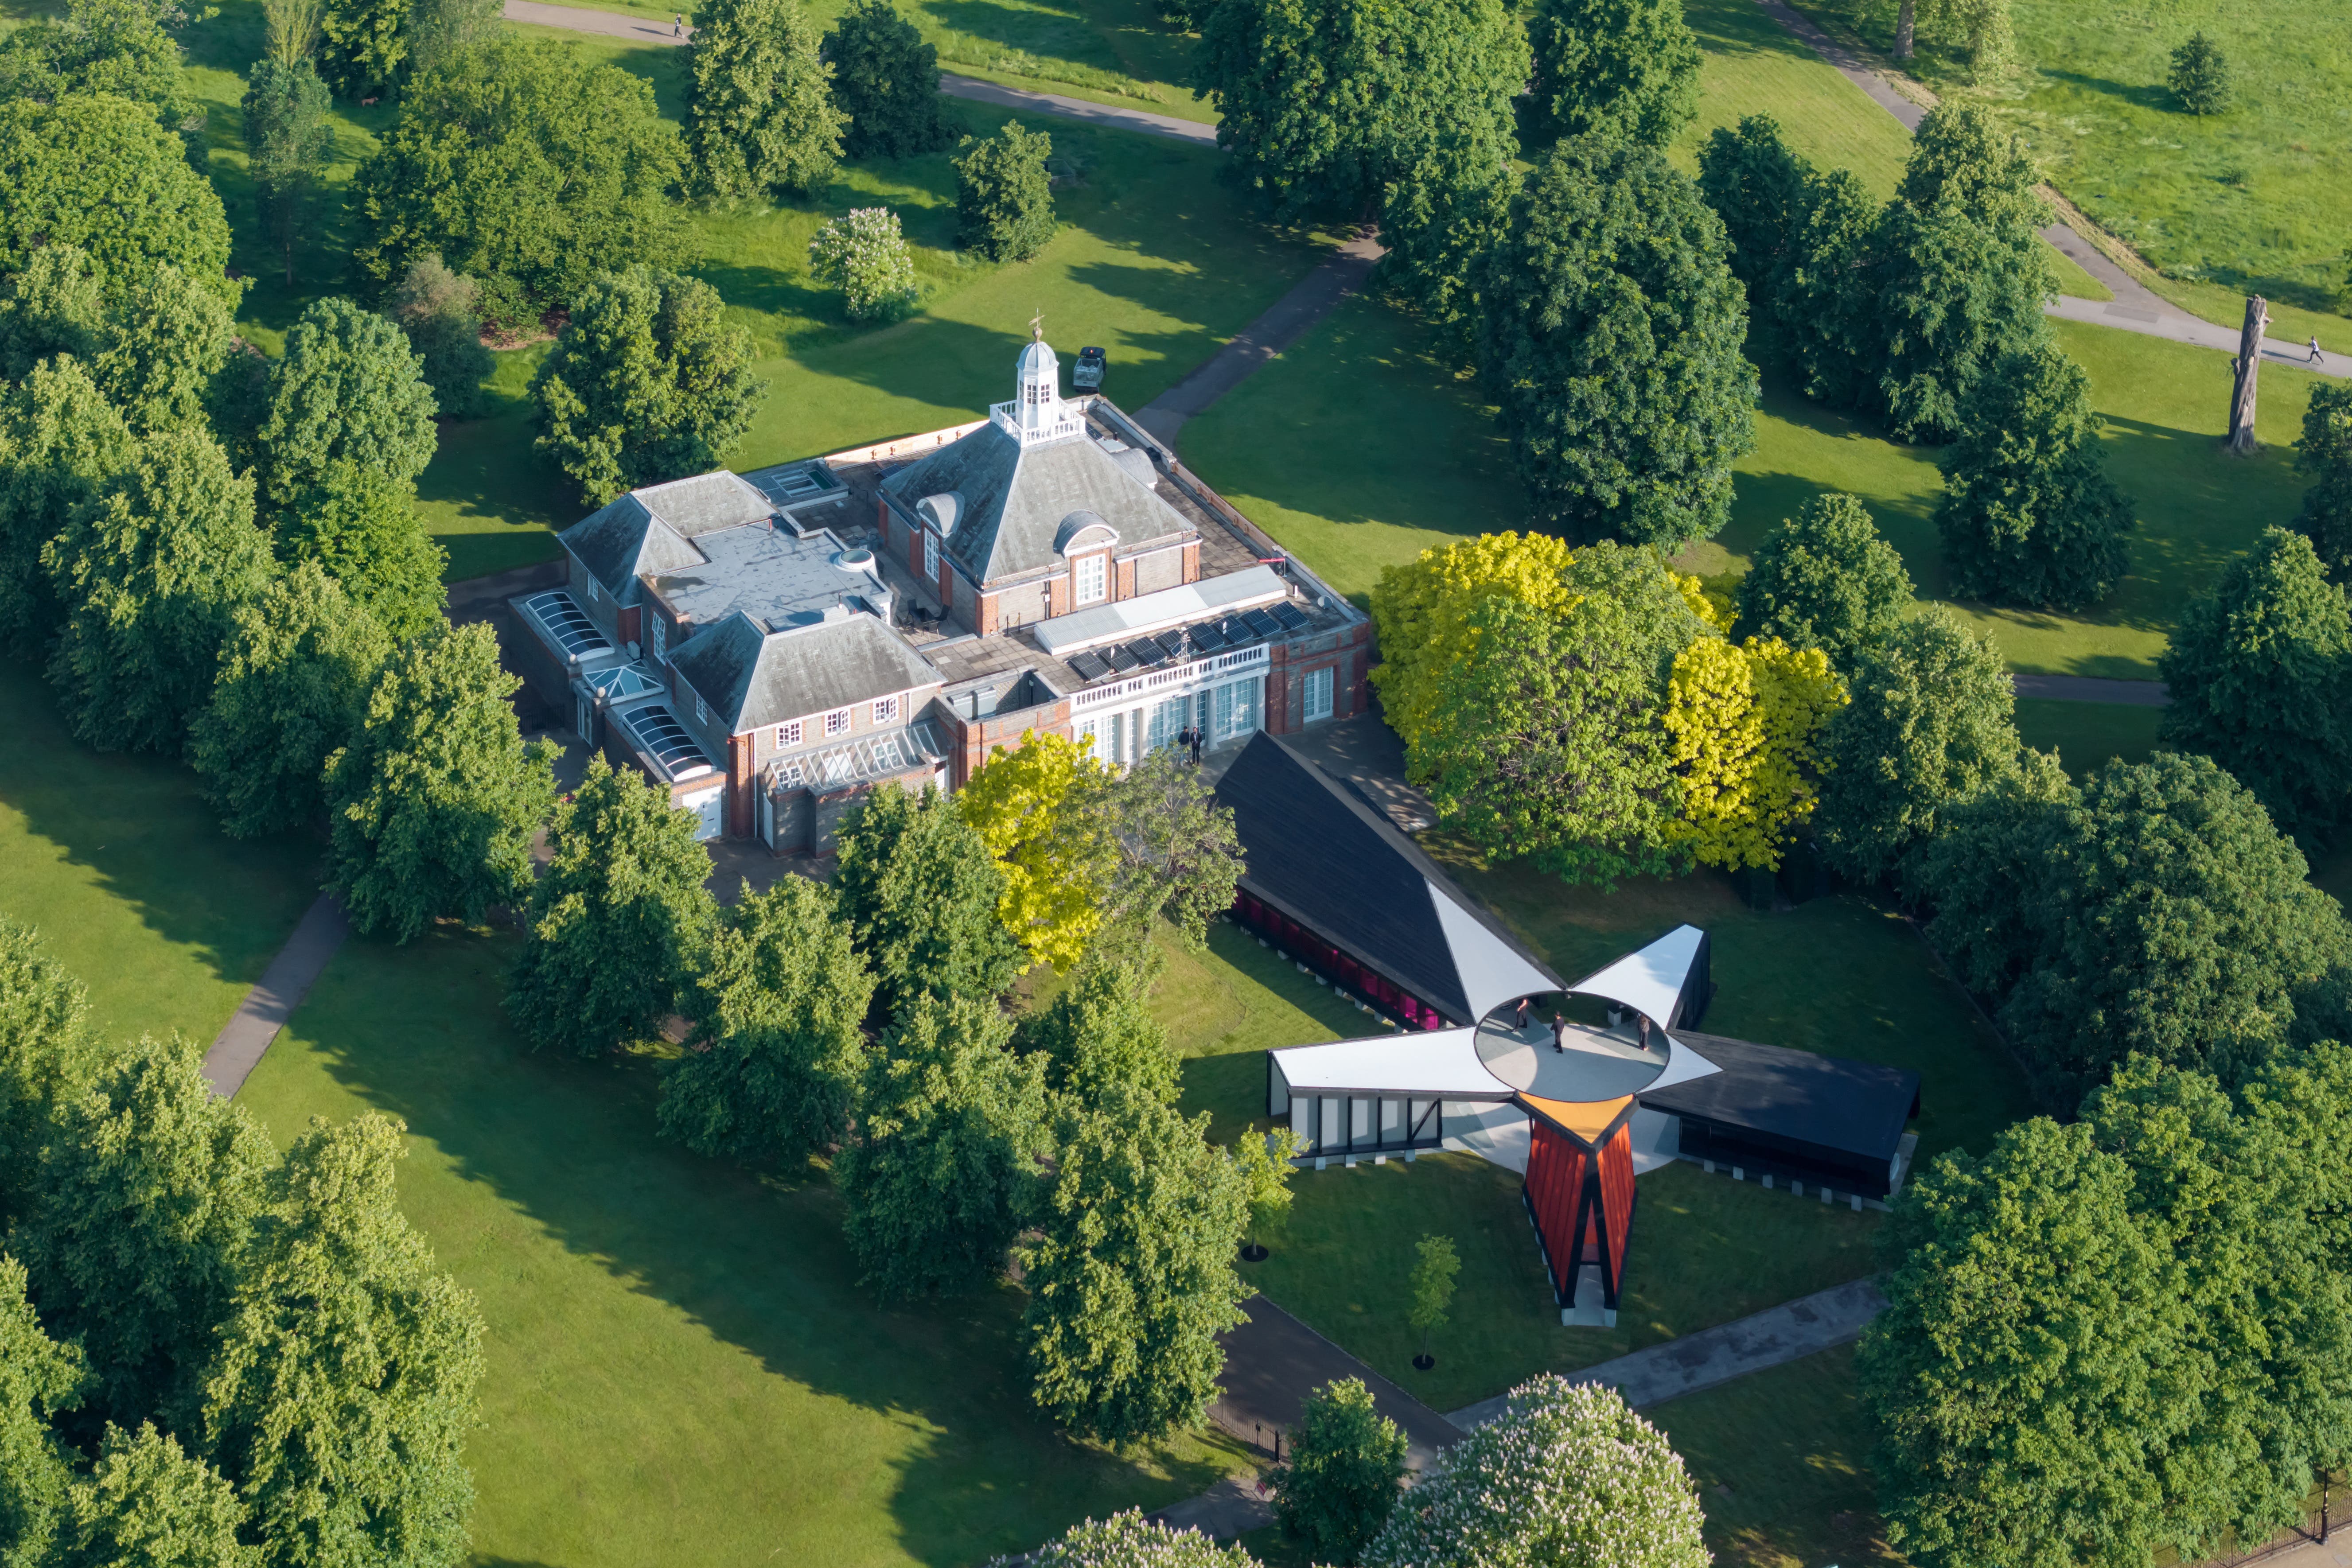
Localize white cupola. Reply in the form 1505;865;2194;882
994;319;1083;447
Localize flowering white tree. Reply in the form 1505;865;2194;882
1363;1375;1711;1568
807;206;919;321
1001;1510;1263;1567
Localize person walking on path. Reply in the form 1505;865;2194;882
2313;337;2327;366
672;12;682;34
1550;1013;1567;1054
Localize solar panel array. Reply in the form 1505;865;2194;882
620;705;714;776
522;591;612;658
1059;600;1319;688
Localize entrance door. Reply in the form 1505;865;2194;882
574;692;594;743
679;786;724;842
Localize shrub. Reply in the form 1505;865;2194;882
808;206;920;322
1273;1379;1407;1561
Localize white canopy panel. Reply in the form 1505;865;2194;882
1649;1031;1723;1094
1567;923;1705;1027
1270;1029;1514;1098
1428;882;1564;1024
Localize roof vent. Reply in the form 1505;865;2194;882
837;547;876;570
916;493;962;536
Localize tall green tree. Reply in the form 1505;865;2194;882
0;921;99;1231
1898;104;2045;236
400;0;500;82
241;59;334;287
530;265;766;507
257;297;439;511
1695;113;1814;354
192;564;393;840
0;354;133;657
323;621;559;943
2291;380;2352;580
351;35;688;328
1815;607;2022;884
1522;0;1700;150
1475;136;1755;551
2158;527;2352;836
1273;1379;1406;1561
0;1257;84;1568
833;995;1048;1299
1731;493;1914;673
1020;1082;1250;1446
44;428;274;755
686;0;843;199
657;875;876;1168
318;0;404;96
832;783;1024;1022
822;0;949;160
1013;1513;1264;1568
1998;755;2351;1105
1779;164;1881;409
91;262;237;437
0;92;239;310
1018;956;1179;1104
506;755;717;1058
1096;747;1246;952
0;245;106;381
1858;1118;2193;1568
1903;751;2075;1000
1194;0;1526;226
25;1036;274;1436
58;1423;248;1568
199;1113;484;1568
953;122;1055;263
383;256;493;421
273;462;448;642
0;0;198;140
1935;342;2133;610
1363;1376;1706;1568
1372;125;1517;328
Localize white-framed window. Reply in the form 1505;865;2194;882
775;720;801;750
924;530;940;583
649;616;666;659
825;707;852;736
693;693;709;724
872;695;900;725
1304;665;1334;723
1075;552;1108;605
1213;676;1263;741
585;577;600;604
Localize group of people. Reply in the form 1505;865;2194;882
1513;995;1654;1054
1173;724;1207;766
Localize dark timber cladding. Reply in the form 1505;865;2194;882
1639;1030;1922;1198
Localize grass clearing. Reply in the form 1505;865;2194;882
237;926;1249;1568
1782;0;2352;328
0;669;317;1046
2014;697;2165;776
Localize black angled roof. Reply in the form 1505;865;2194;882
1639;1029;1920;1175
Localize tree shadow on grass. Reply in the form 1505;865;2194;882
279;927;1241;1566
2041;68;2179;116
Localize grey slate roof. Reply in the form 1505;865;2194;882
878;425;1195;586
560;472;776;603
645;525;882;632
668;611;940;734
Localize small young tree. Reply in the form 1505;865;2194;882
1363;1376;1707;1568
1521;0;1700;150
687;0;845;198
1935;343;2134;611
1815;608;2023;885
1230;1124;1298;1261
44;429;274;755
192;563;393;840
199;1114;485;1568
1022;1082;1251;1446
959;729;1117;972
241;59;334;287
0;354;134;658
2158;527;2352;836
323;621;559;942
833;782;1024;1022
1273;1378;1408;1562
833;994;1049;1299
1006;1512;1264;1568
1731;493;1913;673
318;0;405;95
954;122;1056;263
658;875;876;1167
24;1036;275;1433
275;461;449;641
823;0;949;159
57;1422;246;1568
532;265;767;506
2169;31;2229;116
506;755;718;1058
1097;747;1246;952
2291;381;2352;579
1406;1233;1457;1369
256;297;439;511
807;207;920;323
384;254;493;420
1476;136;1755;552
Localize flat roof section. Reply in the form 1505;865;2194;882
645;525;882;633
1034;564;1289;653
1638;1029;1920;1175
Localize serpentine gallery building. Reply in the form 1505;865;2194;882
506;331;1371;850
1216;734;1924;1327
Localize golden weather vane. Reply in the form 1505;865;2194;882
1030;308;1044;341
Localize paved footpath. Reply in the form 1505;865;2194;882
201;892;352;1097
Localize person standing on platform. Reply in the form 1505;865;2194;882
1550;1013;1567;1054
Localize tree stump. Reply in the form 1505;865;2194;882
2227;295;2269;455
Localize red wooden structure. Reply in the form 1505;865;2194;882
1521;1094;1640;1313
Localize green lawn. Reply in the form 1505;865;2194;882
2014;697;2165;776
0;669;318;1047
235;926;1249;1568
1782;0;2352;330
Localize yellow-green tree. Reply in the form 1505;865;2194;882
959;729;1116;972
1663;635;1844;870
1369;532;1578;752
